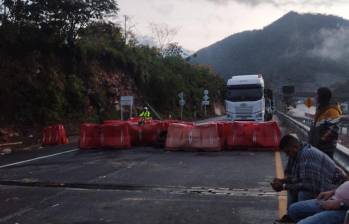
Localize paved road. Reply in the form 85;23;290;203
0;119;286;224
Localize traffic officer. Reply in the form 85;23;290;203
139;106;151;125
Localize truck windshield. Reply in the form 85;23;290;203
226;85;263;102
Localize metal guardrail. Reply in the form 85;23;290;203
276;110;349;173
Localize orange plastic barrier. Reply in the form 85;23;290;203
42;126;52;146
166;123;222;151
161;120;194;132
127;121;142;146
165;123;193;150
79;124;101;149
103;120;124;124
140;121;163;145
42;124;68;146
225;121;281;150
127;121;163;146
254;121;281;149
100;122;131;149
214;121;232;149
191;123;222;151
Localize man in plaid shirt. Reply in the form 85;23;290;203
272;134;346;204
272;134;347;223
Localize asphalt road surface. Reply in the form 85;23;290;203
0;119;286;224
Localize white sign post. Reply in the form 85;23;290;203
120;96;134;120
178;92;185;120
202;90;210;116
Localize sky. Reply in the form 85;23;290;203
116;0;349;52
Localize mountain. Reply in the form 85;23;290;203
190;11;349;91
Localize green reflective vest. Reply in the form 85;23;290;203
139;111;151;119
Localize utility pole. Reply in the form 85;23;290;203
124;15;127;44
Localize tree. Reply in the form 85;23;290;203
163;42;183;58
0;0;6;23
149;22;178;54
3;0;119;45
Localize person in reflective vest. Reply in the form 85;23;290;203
139;106;151;125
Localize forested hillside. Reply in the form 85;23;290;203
190;11;349;92
0;0;225;127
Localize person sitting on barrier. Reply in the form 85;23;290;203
287;180;349;224
309;87;342;158
138;106;152;126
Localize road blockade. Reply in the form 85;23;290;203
79;124;101;149
100;122;131;149
225;121;281;150
42;124;69;146
165;123;222;151
78;120;281;151
127;120;163;146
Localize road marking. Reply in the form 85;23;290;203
275;150;287;218
0;208;33;222
0;148;78;169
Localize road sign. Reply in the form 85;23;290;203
179;99;185;106
120;96;134;106
304;97;313;108
202;90;210;117
178;92;184;99
120;96;134;120
179;97;185;120
202;100;210;106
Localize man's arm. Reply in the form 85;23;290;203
317;190;336;200
319;199;348;210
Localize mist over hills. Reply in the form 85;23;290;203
190;11;349;92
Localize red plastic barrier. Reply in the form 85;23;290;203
58;125;69;144
225;121;281;150
127;121;163;146
42;124;68;146
161;120;194;131
165;123;193;150
103;120;124;124
142;121;163;145
79;124;101;149
191;123;222;151
165;123;222;151
42;126;52;145
213;121;231;148
100;122;131;149
254;122;281;148
127;121;142;146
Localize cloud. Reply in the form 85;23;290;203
309;27;349;61
204;0;343;7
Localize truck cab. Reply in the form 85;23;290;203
225;74;265;121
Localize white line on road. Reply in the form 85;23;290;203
0;148;79;169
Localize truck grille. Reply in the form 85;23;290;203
236;106;253;114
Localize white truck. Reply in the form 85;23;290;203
225;74;267;121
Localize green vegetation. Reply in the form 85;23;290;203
0;0;225;125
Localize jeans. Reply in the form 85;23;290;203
288;199;346;224
287;190;315;207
